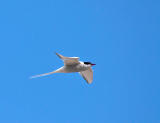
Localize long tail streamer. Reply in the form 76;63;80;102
30;71;55;79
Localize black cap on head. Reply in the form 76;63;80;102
84;62;96;66
84;62;92;65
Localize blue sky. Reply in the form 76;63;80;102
0;0;160;122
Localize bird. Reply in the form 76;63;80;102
31;53;96;84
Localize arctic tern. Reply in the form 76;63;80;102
31;53;96;84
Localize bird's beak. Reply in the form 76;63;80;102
91;64;96;66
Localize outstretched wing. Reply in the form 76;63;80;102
56;53;80;66
79;67;93;84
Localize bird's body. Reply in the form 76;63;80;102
31;53;95;84
58;62;90;73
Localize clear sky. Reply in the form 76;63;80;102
0;0;160;122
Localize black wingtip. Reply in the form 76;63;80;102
55;52;60;57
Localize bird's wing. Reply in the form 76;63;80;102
56;52;80;65
79;67;93;84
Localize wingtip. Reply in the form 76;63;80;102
54;52;58;55
29;75;42;79
29;76;34;79
29;76;36;79
86;79;93;84
55;52;60;56
55;52;64;59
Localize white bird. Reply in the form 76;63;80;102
31;53;96;84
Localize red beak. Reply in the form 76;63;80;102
91;64;96;66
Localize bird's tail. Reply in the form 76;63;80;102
30;71;56;79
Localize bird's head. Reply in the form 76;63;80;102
84;62;96;66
